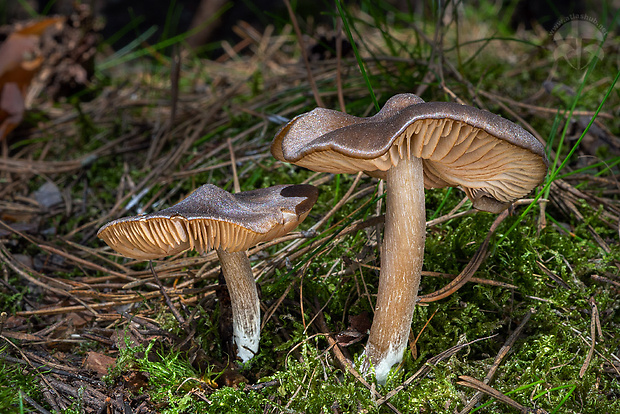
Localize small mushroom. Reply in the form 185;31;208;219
272;93;548;383
98;183;318;362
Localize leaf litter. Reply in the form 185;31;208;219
0;3;618;413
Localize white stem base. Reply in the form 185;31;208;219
363;157;426;384
217;248;260;362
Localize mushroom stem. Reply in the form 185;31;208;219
364;156;426;384
216;247;260;362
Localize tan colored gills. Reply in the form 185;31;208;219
271;93;548;383
98;183;318;363
98;183;318;259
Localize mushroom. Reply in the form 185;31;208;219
271;93;548;383
98;183;318;362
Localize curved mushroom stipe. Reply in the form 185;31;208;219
98;183;319;363
271;93;548;383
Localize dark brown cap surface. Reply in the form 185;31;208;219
272;93;548;213
98;184;318;259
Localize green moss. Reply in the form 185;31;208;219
0;350;41;413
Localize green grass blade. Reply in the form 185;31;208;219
336;0;379;111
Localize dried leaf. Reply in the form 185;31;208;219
0;16;64;141
335;311;371;347
83;351;117;378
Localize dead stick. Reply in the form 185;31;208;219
282;0;325;108
458;309;533;413
150;261;185;325
312;298;402;414
579;297;598;378
418;209;509;302
377;335;496;406
456;376;548;413
0;244;98;316
38;244;158;289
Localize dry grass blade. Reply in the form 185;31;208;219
418;209;509;302
458;309;533;413
311;298;402;414
376;335;496;406
580;296;600;378
457;376;549;414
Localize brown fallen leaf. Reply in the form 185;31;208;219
335;311;371;347
0;16;64;141
123;370;150;393
83;351;117;378
216;369;248;388
0;78;25;139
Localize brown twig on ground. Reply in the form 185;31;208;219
457;376;549;414
38;244;158;289
580;296;601;378
150;261;186;325
0;242;99;315
376;335;496;406
418;209;509;302
19;389;52;414
536;260;571;290
311;298;402;414
458;309;533;413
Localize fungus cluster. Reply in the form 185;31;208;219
99;93;547;383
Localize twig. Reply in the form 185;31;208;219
38;244;158;289
19;389;52;414
312;172;363;231
312;298;402;414
0;243;98;316
0;353;105;386
579;296;599;378
15;285;212;316
282;0;325;108
591;274;620;288
418;209;509;302
0;335;65;406
458;309;533;413
457;376;548;413
376;335;496;406
149;261;185;325
227;137;240;193
536;260;571;289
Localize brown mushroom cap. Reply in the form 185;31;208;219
98;184;319;259
272;94;548;213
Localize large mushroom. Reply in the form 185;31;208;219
98;183;318;362
271;93;548;383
